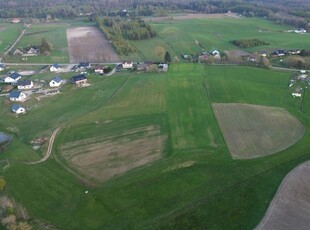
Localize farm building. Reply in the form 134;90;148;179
9;90;26;101
210;50;221;59
4;73;22;84
49;76;62;87
11;18;21;23
0;64;5;71
17;80;33;90
13;49;23;56
70;74;87;85
23;47;39;57
11;104;26;114
50;64;60;72
122;61;133;69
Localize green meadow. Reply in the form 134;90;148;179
0;23;23;56
124;17;310;61
1;64;310;229
10;22;70;63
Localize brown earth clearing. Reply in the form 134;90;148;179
213;103;305;159
255;161;310;230
60;125;166;182
66;26;120;63
143;13;240;22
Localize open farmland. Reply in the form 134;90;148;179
125;17;310;61
255;161;310;230
213;103;305;159
1;64;310;229
5;22;70;63
60;124;166;182
67;26;120;63
0;23;23;56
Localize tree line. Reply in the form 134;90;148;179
232;39;270;49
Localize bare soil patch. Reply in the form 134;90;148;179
60;125;166;182
255;161;310;230
66;26;120;63
143;13;240;22
213;103;305;159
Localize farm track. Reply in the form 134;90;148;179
26;127;61;165
4;24;31;56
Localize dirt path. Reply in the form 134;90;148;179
255;161;310;230
27;127;61;165
4;24;31;56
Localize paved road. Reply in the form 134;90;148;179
26;127;61;165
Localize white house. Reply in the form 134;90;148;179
4;73;22;84
295;28;306;34
22;47;39;56
50;64;60;72
17;80;33;90
9;90;27;101
292;92;302;97
210;50;221;59
49;76;62;87
11;104;26;114
122;61;133;69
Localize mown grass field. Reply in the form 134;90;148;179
0;23;23;56
124;17;310;61
1;64;310;229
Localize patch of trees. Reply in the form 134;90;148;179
40;37;53;55
96;17;136;55
232;39;270;48
100;17;156;40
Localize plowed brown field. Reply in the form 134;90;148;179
67;26;120;63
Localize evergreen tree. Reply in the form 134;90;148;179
164;51;171;63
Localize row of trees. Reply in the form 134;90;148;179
232;39;270;48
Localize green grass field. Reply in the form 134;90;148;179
123;17;310;61
1;64;310;229
0;23;23;56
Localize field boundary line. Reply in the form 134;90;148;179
26;127;61;165
4;24;31;56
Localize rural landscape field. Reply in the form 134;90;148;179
0;0;310;229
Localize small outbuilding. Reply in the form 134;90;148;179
0;64;5;71
11;104;26;114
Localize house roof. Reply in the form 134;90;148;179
11;104;23;111
51;64;60;68
0;64;5;68
9;73;21;80
17;80;32;86
78;62;90;68
52;76;62;83
71;74;87;82
9;90;22;98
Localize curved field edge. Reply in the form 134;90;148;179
212;103;305;159
1;65;310;229
255;161;310;230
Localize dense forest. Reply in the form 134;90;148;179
0;0;309;30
